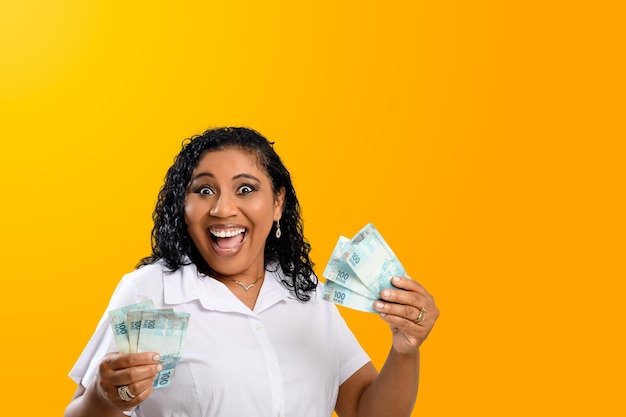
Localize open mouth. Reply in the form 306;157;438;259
209;226;247;251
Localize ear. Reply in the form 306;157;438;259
274;187;286;221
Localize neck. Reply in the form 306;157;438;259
216;273;265;292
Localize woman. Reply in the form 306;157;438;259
65;127;439;417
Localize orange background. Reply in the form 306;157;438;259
1;1;624;415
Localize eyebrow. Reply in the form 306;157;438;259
190;172;261;182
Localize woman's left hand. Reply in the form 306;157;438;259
374;276;439;354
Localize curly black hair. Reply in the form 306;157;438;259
137;127;317;301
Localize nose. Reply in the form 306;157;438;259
209;192;238;218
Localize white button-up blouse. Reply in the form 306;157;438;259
69;260;370;417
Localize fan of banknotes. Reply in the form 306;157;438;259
321;223;407;312
108;301;190;389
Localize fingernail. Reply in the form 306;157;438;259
157;364;163;372
375;301;384;309
392;276;401;282
153;354;161;361
382;290;391;297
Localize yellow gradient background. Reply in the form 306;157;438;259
1;1;623;415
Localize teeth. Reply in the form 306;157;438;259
210;228;246;238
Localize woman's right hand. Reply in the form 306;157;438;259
95;352;162;411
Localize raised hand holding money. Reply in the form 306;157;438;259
323;223;440;353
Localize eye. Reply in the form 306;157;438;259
238;184;256;195
195;186;214;196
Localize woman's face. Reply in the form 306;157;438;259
184;148;285;279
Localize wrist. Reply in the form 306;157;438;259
391;346;421;361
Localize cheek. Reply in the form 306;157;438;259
250;199;277;223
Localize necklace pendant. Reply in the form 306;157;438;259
236;281;255;291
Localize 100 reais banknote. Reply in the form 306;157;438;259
322;223;408;312
108;301;189;389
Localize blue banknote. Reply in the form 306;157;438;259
108;302;189;389
137;309;190;389
323;236;378;299
321;280;377;313
339;223;406;295
127;308;173;354
108;300;155;354
322;223;408;313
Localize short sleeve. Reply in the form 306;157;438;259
327;300;371;385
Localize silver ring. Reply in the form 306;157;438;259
413;306;426;325
118;385;136;402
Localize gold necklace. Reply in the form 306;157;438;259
219;274;265;291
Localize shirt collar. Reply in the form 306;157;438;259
162;261;295;314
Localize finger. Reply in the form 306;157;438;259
389;276;430;296
374;298;424;324
376;285;437;324
106;381;153;409
384;278;437;309
380;285;425;309
100;353;163;387
377;309;433;333
124;372;159;399
110;363;163;387
105;352;162;371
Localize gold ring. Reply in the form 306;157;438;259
118;385;135;402
413;306;426;325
